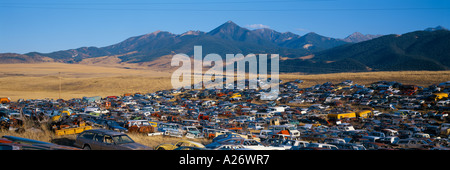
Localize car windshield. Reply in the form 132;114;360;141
186;127;197;131
112;135;134;144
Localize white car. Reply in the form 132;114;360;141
242;139;285;150
306;143;339;150
279;140;309;150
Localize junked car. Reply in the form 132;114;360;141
304;143;339;150
212;134;245;142
182;126;203;138
242;139;285;150
155;140;205;150
206;137;245;149
395;138;432;149
74;129;151;150
278;140;309;150
212;144;250;150
95;119;127;133
158;123;183;137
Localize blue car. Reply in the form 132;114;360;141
96;119;128;133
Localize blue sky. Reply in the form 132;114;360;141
0;0;449;54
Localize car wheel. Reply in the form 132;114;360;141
157;147;165;150
83;145;91;150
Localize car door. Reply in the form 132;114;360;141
76;131;95;149
102;135;116;150
91;133;105;150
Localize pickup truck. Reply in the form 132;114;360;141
157;123;183;137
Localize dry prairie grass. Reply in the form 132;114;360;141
0;63;171;100
280;70;450;88
0;122;60;143
0;76;172;100
0;62;448;101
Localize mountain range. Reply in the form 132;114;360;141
1;21;449;74
342;32;383;43
280;29;450;73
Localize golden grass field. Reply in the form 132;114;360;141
0;63;172;101
280;71;450;88
0;62;449;101
0;62;449;147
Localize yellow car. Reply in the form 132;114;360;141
154;140;205;150
231;93;241;98
230;93;242;101
431;93;448;101
51;109;73;122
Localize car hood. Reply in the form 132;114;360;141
111;126;127;130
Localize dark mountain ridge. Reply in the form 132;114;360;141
280;29;450;73
1;22;448;74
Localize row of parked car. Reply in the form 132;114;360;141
1;80;450;150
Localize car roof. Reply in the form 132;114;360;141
177;140;205;147
83;129;125;136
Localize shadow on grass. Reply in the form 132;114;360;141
51;138;76;147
